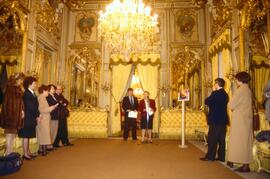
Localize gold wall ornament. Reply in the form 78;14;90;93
36;0;62;38
101;82;111;94
98;0;159;60
204;79;213;88
239;0;267;30
76;13;96;41
192;0;208;8
0;0;24;55
209;0;233;37
159;85;171;97
64;0;86;9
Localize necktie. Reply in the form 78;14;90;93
130;96;134;106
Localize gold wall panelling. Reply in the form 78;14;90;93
69;42;102;49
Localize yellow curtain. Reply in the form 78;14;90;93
189;75;194;108
221;48;232;94
137;64;159;133
212;53;218;86
111;64;133;135
254;67;270;103
194;72;199;109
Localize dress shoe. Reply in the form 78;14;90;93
200;157;214;161
64;143;74;146
22;155;33;160
38;150;43;155
47;148;54;151
30;154;37;158
53;144;60;148
234;166;250;173
226;161;234;168
215;158;225;162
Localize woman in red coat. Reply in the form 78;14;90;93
138;91;156;143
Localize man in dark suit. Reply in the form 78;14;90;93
200;78;229;162
53;85;73;147
122;88;138;140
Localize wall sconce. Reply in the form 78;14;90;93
226;68;237;81
204;79;212;88
101;82;111;94
159;85;171;97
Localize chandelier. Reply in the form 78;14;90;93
98;0;158;59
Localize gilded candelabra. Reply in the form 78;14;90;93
101;82;111;94
159;85;171;97
204;79;213;88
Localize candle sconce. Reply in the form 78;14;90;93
204;79;213;88
159;85;171;97
101;82;111;94
226;68;237;81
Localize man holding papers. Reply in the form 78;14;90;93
138;91;156;143
122;88;138;141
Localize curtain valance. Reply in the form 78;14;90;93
0;56;18;65
110;53;160;65
209;29;231;57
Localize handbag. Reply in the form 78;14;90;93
252;94;260;131
0;152;22;176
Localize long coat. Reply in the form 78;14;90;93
263;80;270;122
205;88;229;126
0;85;24;133
37;94;53;145
228;84;253;164
18;89;40;138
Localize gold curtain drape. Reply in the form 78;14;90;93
221;48;232;94
194;72;199;109
212;53;218;86
253;68;270;103
111;64;133;135
137;64;159;133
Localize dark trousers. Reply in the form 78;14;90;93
205;124;226;160
123;117;137;140
53;118;69;146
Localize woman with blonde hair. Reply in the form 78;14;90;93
0;72;25;155
138;91;156;143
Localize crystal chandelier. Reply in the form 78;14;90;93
98;0;158;59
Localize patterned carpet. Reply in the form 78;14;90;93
4;139;242;179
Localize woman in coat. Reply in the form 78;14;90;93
227;72;253;172
0;73;25;155
138;91;156;143
18;76;39;160
46;84;59;150
37;85;58;156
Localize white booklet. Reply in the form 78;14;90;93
128;111;138;118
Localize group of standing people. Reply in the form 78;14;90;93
201;72;254;173
0;73;72;160
122;88;156;143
